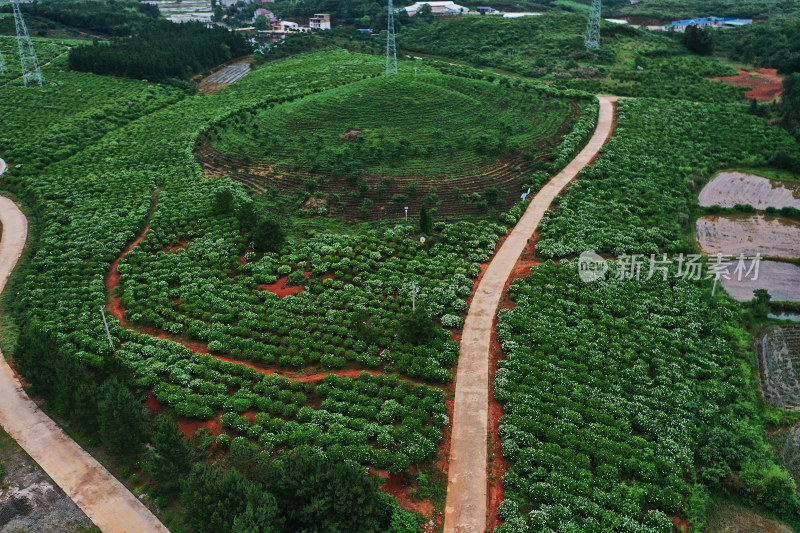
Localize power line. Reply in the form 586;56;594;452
584;0;601;50
385;0;398;75
12;0;45;86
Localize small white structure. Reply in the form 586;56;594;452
501;12;542;18
604;18;629;24
405;1;469;16
219;0;250;7
309;13;331;30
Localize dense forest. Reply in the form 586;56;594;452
780;74;800;139
715;19;800;73
68;21;252;83
0;0;157;37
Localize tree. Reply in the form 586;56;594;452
266;448;392;532
214;189;234;215
236;199;258;230
252;218;286;253
750;288;771;317
419;204;432;235
683;25;713;55
14;324;100;432
780;73;800;139
183;463;282;533
397;309;437;345
151;416;192;499
354;310;380;344
254;15;269;31
98;377;149;456
415;3;434;25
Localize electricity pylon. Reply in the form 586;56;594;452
584;0;601;50
12;0;44;86
0;49;8;74
385;0;397;75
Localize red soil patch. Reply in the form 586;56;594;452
672;516;689;532
257;276;304;298
380;470;437;532
177;415;223;439
707;68;784;102
145;390;223;438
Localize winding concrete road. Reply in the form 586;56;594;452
444;96;618;532
0;193;170;533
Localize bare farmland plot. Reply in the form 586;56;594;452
696;215;800;258
698;171;800;210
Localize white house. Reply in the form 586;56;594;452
404;2;469;16
309;13;331;30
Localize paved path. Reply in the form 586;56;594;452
0;194;170;533
443;95;618;533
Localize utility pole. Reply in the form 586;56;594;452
11;0;44;86
385;0;398;75
409;281;419;312
584;0;601;50
99;307;115;349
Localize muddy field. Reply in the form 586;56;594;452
707;68;784;102
718;260;800;302
698;171;800;210
0;429;96;533
696;215;800;258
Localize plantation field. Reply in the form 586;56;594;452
494;261;800;531
399;13;747;102
3;19;800;531
0;37;185;171
535;98;798;258
201;71;590;220
0;51;549;527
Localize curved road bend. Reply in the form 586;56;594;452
0;192;170;533
444;96;619;533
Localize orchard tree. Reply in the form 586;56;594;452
397;309;437;345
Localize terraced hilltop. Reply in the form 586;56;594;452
197;73;585;220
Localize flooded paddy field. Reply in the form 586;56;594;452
718;260;800;302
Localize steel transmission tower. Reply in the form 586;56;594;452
584;0;601;50
385;0;398;75
0;49;8;74
12;0;44;86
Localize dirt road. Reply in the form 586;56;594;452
0;194;170;533
443;96;618;532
